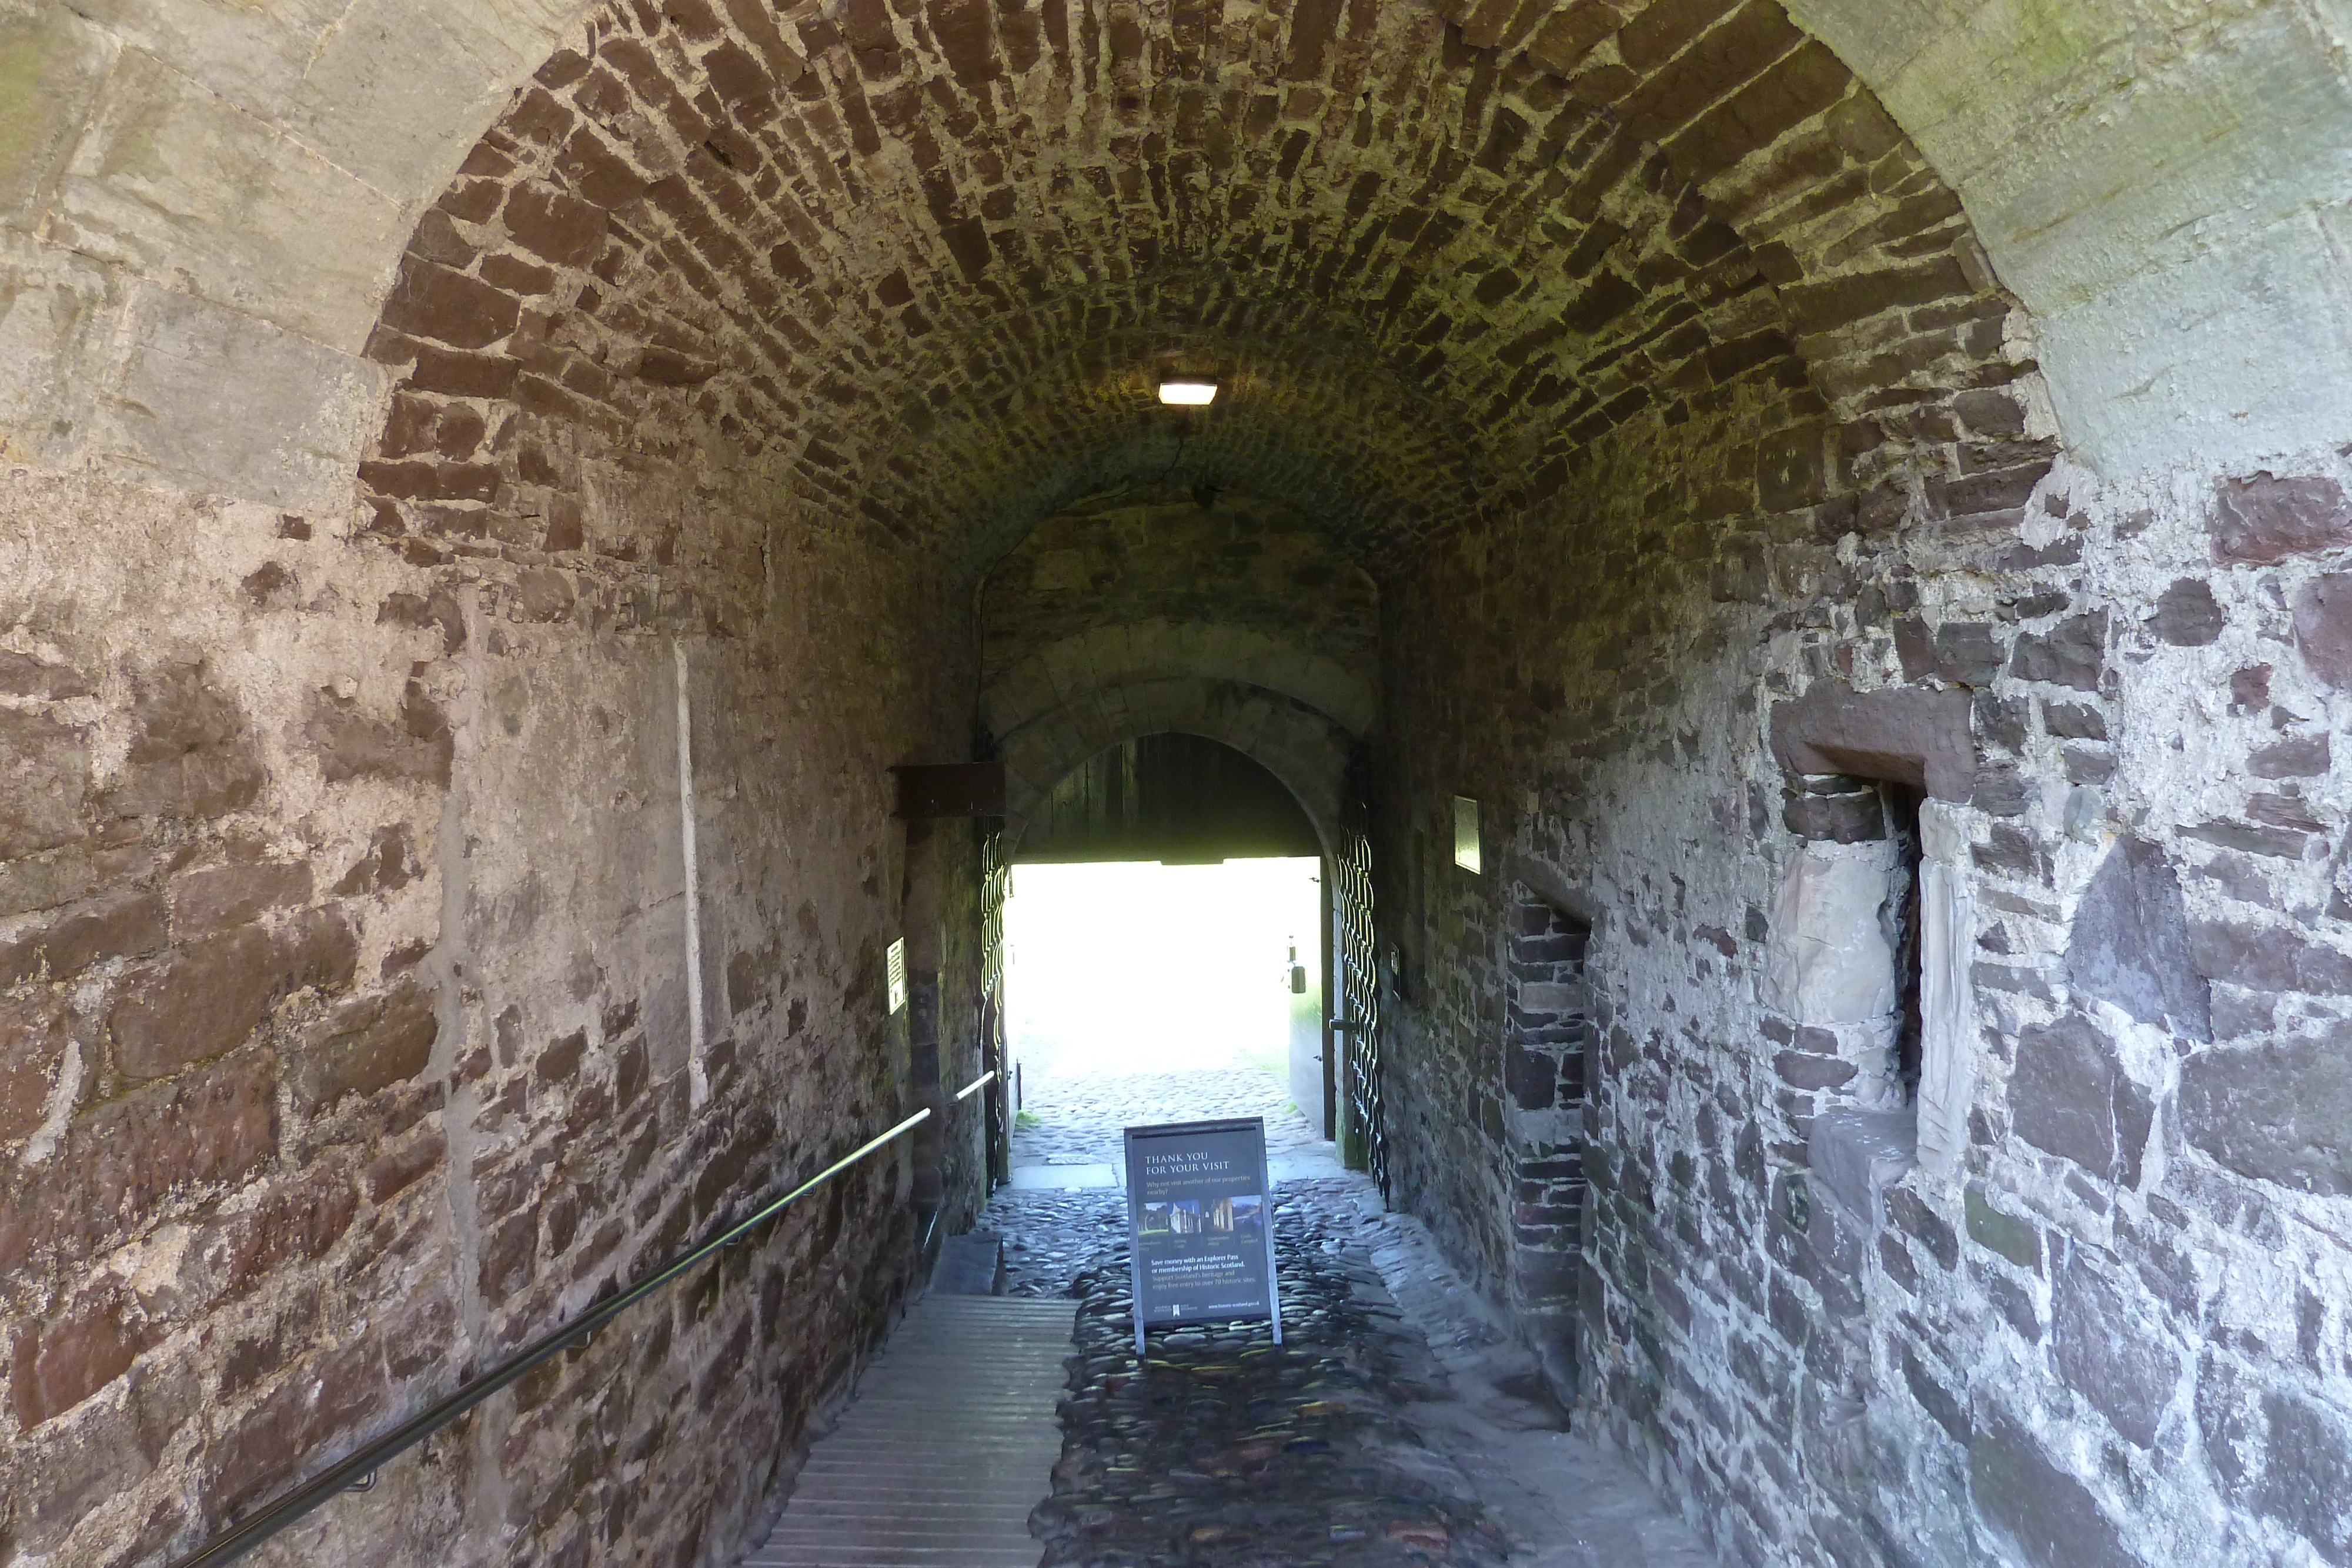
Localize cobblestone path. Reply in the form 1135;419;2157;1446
991;1062;1322;1298
1007;1065;1328;1170
979;1058;1717;1567
1029;1176;1511;1566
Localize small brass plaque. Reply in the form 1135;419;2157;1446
1452;795;1481;874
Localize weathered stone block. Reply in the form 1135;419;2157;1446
2010;1012;2151;1187
54;49;409;353
505;179;610;267
2189;918;2352;995
1967;1407;2135;1568
1773;1048;1856;1091
537;1027;586;1084
1885;1186;1957;1271
2149;577;2224;646
2007;613;2106;691
11;1384;161;1552
1964;1184;2041;1273
333;824;419;895
0;994;69;1143
209;1334;386;1514
106;661;266;821
0;649;94;700
378;256;522;349
0;5;113;221
1505;1042;1559;1110
2066;837;2210;1041
1769;680;1975;801
1763;844;1897;1025
303;682;456;787
2248;733;2330;778
2252;1391;2352;1563
1782;786;1883;842
0;891;166;985
2211;473;2352;565
1931;621;2006;686
2052;1259;2178;1449
0;710;91;859
1900;1341;1971;1443
10;1295;153;1429
2290;571;2352;692
92;284;389;514
1782;257;1970;338
2179;1025;2352;1196
2040;700;2106;740
1808;1108;1915;1229
111;912;357;1081
290;979;439;1111
169;860;313;934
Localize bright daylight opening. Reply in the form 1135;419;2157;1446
1001;857;1334;1191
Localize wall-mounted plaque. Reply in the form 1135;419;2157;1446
1452;795;1482;873
1123;1117;1281;1355
886;938;907;1015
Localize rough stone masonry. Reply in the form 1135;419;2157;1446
2;1;2351;1567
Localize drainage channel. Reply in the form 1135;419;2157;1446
745;1293;1074;1568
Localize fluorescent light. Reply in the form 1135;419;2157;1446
1158;379;1218;406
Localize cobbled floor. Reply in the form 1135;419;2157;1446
977;1055;1720;1568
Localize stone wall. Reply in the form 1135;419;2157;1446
1377;375;2352;1566
979;484;1378;841
0;394;983;1562
4;1;2351;1566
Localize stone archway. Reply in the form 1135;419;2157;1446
996;679;1357;860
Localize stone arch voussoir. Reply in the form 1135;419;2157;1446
983;623;1376;743
997;677;1357;857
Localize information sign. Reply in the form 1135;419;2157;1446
1123;1117;1281;1355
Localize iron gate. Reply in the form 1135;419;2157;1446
980;823;1010;1186
1333;773;1386;1195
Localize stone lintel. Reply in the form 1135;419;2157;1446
1770;681;1976;802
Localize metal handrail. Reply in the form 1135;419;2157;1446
165;1107;936;1568
919;1071;1000;1258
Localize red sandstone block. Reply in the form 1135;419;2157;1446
930;0;1002;88
169;860;312;935
365;1126;446;1203
1524;1;1625;75
379;258;522;350
1667;41;1847;184
506;85;578;149
11;1296;153;1427
722;0;808;80
0;892;165;987
479;1210;538;1305
1617;0;1800;145
505;180;610;268
111;912;356;1082
0;993;68;1143
209;1339;387;1516
665;0;727;42
554;126;653;211
202;1166;362;1307
290;978;439;1114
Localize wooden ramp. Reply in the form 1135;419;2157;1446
745;1295;1073;1568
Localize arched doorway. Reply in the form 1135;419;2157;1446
998;733;1344;1215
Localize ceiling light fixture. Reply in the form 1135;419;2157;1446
1158;378;1218;407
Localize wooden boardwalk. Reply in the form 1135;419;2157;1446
744;1295;1074;1568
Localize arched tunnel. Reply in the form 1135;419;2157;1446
3;0;2351;1563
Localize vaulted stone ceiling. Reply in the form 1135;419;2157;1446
357;0;2042;577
